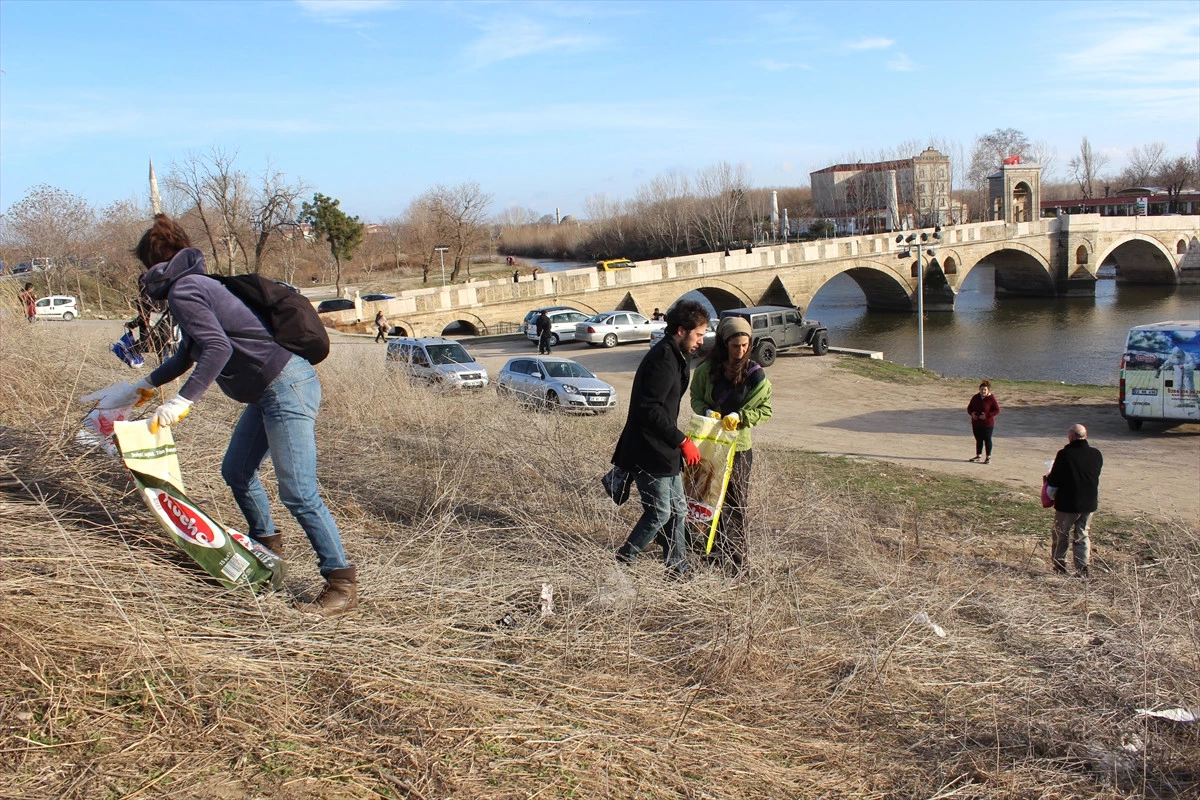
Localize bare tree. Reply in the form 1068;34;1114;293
584;193;632;257
1121;142;1167;187
1156;155;1197;213
1;184;95;295
634;170;695;256
1067;136;1110;200
166;148;252;274
427;183;493;282
693;161;751;252
249;162;307;273
495;205;539;230
378;215;408;272
399;194;442;283
967;128;1031;191
1029;139;1058;183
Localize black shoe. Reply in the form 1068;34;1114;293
1075;566;1089;579
615;544;635;565
665;566;692;582
969;455;981;462
1053;562;1068;575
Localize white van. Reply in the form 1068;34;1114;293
384;337;488;389
1119;320;1200;430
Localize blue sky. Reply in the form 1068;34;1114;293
1;0;1197;221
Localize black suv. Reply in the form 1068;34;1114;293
718;305;828;367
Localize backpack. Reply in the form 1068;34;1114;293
208;274;330;364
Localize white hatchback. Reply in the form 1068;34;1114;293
34;295;79;321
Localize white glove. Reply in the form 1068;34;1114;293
149;396;193;434
81;377;156;409
721;412;741;432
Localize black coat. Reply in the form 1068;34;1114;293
612;336;690;477
535;315;552;337
1047;439;1103;513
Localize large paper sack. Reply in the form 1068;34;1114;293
112;421;284;591
683;414;738;553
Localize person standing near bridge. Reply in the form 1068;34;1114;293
19;283;36;322
967;380;1000;463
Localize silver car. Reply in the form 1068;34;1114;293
575;311;666;347
385;337;489;389
496;356;618;413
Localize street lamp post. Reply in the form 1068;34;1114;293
896;226;941;369
434;246;449;286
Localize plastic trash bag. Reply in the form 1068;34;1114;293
683;414;738;553
112;331;145;368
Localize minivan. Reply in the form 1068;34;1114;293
1119;320;1200;430
34;295;79;321
385;337;489;389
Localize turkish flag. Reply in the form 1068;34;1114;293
1003;155;1021;165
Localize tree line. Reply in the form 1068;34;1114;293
2;132;1196;309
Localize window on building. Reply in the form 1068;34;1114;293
1076;246;1088;265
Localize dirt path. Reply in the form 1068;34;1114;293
461;338;1200;525
724;352;1200;524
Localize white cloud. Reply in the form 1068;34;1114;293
461;16;602;68
850;36;893;50
887;53;918;72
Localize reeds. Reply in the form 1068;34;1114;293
1;318;1196;799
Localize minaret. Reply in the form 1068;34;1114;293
149;158;162;215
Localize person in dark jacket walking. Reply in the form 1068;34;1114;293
535;309;554;355
967;379;1000;463
1045;423;1103;578
613;300;710;577
81;215;358;616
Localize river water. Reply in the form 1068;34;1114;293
520;257;1200;386
807;267;1200;386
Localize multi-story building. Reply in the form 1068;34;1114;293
811;147;953;233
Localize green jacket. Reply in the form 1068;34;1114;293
689;360;773;451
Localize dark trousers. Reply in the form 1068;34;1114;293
712;449;753;569
972;425;994;457
538;333;552;354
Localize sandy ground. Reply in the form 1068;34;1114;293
453;336;1200;525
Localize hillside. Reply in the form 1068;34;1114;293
1;320;1197;799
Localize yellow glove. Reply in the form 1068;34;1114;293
706;409;722;420
721;412;741;432
149;396;193;434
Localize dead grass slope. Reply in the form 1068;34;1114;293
1;320;1197;800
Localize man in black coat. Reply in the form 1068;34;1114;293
535;310;553;355
1046;423;1104;578
613;300;710;577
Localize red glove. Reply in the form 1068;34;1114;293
681;438;701;467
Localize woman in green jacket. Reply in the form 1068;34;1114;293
689;315;773;573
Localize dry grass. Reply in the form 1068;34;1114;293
1;318;1197;800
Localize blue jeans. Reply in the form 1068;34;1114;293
622;472;688;572
221;355;349;575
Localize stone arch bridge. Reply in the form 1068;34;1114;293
326;214;1200;336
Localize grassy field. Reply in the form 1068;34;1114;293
1;319;1197;799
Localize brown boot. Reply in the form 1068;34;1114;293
254;534;283;556
300;566;358;617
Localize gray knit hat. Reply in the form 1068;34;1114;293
717;315;752;342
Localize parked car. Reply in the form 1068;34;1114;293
496;356;617;413
575;311;665;347
361;293;395;302
648;316;717;359
522;307;591;346
385;337;489;389
34;295;78;321
718;305;828;366
273;280;301;293
316;298;355;314
519;305;577;335
11;262;33;275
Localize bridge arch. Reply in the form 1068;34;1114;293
1095;235;1178;283
644;279;755;315
960;242;1055;297
439;314;486;337
822;260;917;312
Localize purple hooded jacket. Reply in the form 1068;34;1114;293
144;248;294;404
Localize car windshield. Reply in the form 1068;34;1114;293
543;361;594;379
426;344;473;365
